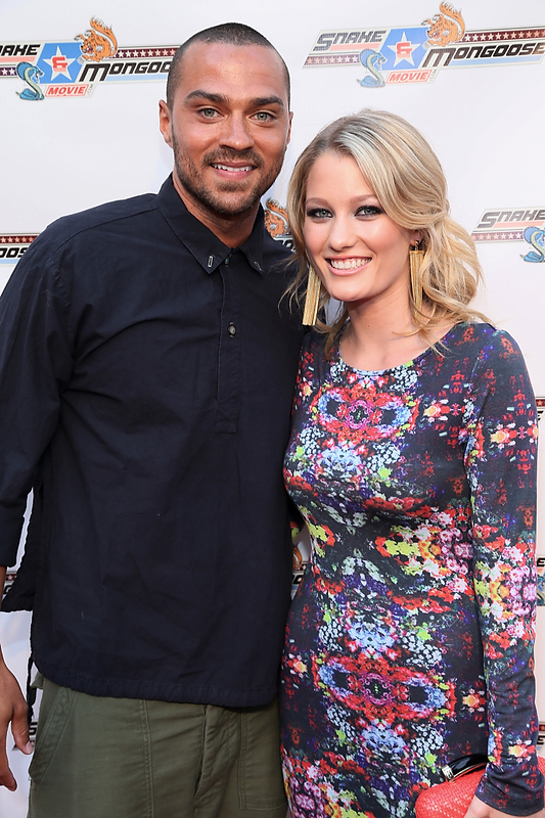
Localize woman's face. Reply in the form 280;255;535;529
303;151;418;309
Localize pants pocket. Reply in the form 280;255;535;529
238;698;287;810
28;680;75;789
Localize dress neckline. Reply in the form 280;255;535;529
333;322;462;376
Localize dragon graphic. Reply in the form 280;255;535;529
264;199;290;238
423;2;465;46
76;18;118;62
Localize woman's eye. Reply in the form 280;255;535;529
356;205;383;217
306;208;331;219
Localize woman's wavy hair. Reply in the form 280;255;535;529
287;109;488;345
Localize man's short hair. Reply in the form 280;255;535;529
166;22;291;110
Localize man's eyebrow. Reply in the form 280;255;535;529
185;90;229;104
251;96;285;110
185;90;285;110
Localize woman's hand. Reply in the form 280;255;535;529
464;795;545;818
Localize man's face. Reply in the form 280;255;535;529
159;41;292;227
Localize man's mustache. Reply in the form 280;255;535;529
203;150;264;169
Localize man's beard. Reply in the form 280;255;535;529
172;135;286;218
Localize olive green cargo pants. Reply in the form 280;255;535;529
27;677;287;818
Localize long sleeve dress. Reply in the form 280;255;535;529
281;322;543;818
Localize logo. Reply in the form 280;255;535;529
77;18;117;62
472;209;545;263
523;228;545;263
264;199;293;249
1;17;176;101
304;2;545;86
0;234;37;263
424;2;465;46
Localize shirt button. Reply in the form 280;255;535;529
225;256;230;266
228;323;236;337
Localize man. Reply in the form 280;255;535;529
0;23;302;817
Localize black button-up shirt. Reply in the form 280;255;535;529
0;177;303;706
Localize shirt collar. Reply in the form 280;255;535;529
157;176;267;276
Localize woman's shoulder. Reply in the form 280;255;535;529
441;323;533;408
445;321;524;362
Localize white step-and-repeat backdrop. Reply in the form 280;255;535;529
0;0;544;814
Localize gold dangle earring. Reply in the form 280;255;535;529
302;265;321;326
409;240;424;315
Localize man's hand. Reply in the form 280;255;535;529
464;795;545;818
0;564;33;791
0;656;32;790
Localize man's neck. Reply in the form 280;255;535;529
171;173;258;248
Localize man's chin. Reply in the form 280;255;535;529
174;171;267;219
205;191;264;219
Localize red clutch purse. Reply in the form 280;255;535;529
415;754;545;818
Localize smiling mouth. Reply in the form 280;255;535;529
329;258;371;270
211;163;255;174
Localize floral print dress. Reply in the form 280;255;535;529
281;322;542;818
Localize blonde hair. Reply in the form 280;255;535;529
287;109;488;345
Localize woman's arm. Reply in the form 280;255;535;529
462;329;543;814
464;794;545;818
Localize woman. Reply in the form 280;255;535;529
280;110;544;818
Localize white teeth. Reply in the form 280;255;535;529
330;258;370;270
213;164;252;173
